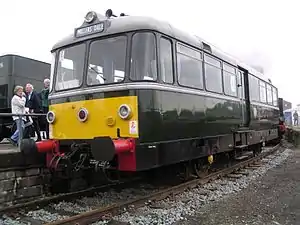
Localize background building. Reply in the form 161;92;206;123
283;100;292;111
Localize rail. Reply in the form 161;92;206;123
0;113;47;151
45;143;281;225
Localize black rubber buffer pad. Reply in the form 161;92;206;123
90;137;115;161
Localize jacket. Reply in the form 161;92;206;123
293;112;298;119
25;91;42;113
40;88;49;108
11;95;26;121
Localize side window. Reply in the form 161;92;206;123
259;80;267;103
272;87;278;106
266;84;272;105
249;75;259;101
130;32;157;81
160;38;173;84
223;63;237;96
204;55;222;93
177;43;203;89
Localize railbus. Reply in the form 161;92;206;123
21;9;281;190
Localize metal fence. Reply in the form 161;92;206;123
0;113;47;151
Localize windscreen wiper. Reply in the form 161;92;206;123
88;66;106;81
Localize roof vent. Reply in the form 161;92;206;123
105;9;128;18
202;42;212;53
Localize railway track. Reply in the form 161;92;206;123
46;143;282;225
0;178;137;213
0;142;286;225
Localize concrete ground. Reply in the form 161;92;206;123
179;147;300;225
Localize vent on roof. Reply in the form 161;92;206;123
105;9;128;18
202;42;212;53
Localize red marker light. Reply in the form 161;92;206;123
78;108;88;122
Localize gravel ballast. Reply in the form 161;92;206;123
0;145;293;224
179;147;300;225
109;147;293;225
0;183;159;224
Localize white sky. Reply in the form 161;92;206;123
0;0;297;105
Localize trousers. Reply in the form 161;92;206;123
11;119;25;144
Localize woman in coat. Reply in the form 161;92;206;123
8;86;26;146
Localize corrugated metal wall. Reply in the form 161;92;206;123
0;55;50;109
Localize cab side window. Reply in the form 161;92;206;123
160;38;174;84
130;32;157;81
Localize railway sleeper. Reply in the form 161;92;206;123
227;173;243;179
244;166;261;169
234;170;249;175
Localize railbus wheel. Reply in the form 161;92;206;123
193;158;210;178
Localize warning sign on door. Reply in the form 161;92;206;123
129;120;138;134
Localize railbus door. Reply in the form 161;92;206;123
237;70;248;127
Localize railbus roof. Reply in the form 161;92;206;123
52;11;271;84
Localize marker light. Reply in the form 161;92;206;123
85;11;97;23
46;111;55;124
78;108;88;122
118;104;131;119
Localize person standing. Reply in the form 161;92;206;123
293;110;299;126
25;83;42;141
40;78;50;139
8;86;26;146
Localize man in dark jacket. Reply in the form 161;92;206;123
40;78;50;139
293;110;299;126
25;83;42;141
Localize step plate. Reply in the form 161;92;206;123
235;130;255;133
235;145;248;149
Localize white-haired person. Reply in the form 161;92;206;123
40;78;50;139
8;86;26;146
25;83;42;141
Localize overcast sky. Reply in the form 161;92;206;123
0;0;297;106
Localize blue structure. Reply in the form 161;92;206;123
284;111;292;126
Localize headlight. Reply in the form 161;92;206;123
46;111;55;124
118;104;131;119
78;108;88;122
84;11;97;23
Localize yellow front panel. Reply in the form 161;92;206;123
49;96;138;139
